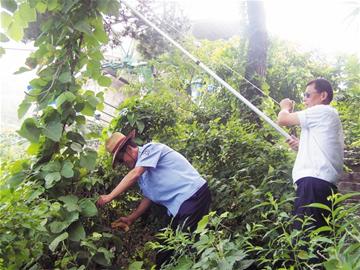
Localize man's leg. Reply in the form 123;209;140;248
293;177;337;266
155;183;211;269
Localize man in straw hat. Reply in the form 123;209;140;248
96;130;211;268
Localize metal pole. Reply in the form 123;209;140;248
121;1;291;140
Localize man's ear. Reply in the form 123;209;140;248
320;91;329;104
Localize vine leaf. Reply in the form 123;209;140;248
80;150;97;171
68;222;86;242
79;198;98;217
49;232;68;252
61;161;74;178
17;118;41;142
45;172;61;189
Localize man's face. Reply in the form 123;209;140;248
303;84;325;108
117;145;137;169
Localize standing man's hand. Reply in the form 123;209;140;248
286;135;299;151
280;98;295;112
96;194;113;207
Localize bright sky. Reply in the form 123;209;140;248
177;0;360;55
1;0;359;130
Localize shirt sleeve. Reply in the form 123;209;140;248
136;144;162;168
297;105;328;129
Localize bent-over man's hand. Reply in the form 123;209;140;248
111;216;133;231
286;135;299;151
96;194;113;207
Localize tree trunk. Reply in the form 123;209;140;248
244;0;268;104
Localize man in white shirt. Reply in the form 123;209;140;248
277;78;344;231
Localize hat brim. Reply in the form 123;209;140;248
112;130;136;168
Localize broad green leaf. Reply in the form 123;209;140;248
14;66;31;74
127;113;136;126
61;161;74;178
67;131;86;145
128;261;144;270
97;0;120;16
1;0;17;12
59;195;79;212
136;120;145;133
47;0;58;11
19;3;36;23
0;11;12;30
56;92;76;107
70;142;83;152
79;198;98;217
43;120;62;142
93;25;108;43
7;21;24;42
92;253;111;267
17;118;41;142
49;232;68;252
80;150;97;171
35;1;47;13
74;20;92;35
0;32;9;42
172;256;192;270
75;115;86;125
49;220;69;234
26;142;40;155
86;94;99;107
7;172;25;188
97;247;114;266
81;102;96;116
97;75;112;87
68;222;86;242
297;250;309;260
42;160;61;172
45;172;61;189
27;187;45;202
17;100;32;119
58;71;72;83
195;214;209;233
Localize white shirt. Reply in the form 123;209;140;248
293;105;344;184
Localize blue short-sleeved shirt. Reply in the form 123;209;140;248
135;143;206;216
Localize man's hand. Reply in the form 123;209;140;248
286;135;299;151
111;216;133;231
96;194;113;207
279;98;295;112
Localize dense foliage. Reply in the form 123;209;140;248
1;0;359;269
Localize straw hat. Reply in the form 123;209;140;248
106;130;136;168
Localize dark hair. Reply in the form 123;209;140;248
306;78;333;104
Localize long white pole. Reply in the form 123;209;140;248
121;1;291;140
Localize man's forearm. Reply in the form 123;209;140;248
128;198;152;222
108;169;141;200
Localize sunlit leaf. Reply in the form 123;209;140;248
19;3;36;23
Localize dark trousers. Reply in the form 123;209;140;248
155;183;211;269
293;177;337;267
293;177;337;231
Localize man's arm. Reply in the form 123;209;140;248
97;166;146;206
277;98;300;127
124;197;152;225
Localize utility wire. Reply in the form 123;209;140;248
143;4;280;105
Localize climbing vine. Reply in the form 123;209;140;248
1;0;121;268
